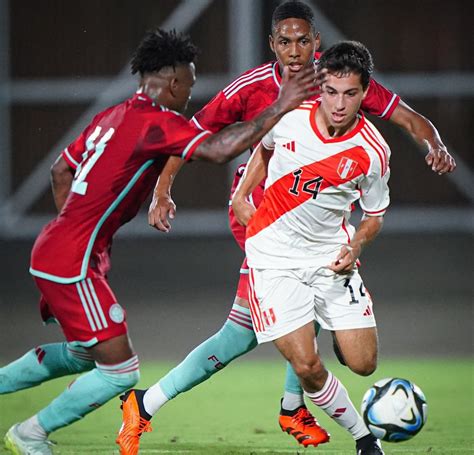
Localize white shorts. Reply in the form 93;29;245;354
248;266;376;344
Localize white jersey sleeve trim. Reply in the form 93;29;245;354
379;93;398;118
223;63;273;95
63;148;79;167
191;116;206;131
225;72;274;100
181;130;211;160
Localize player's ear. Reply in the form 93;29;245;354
314;32;321;51
361;88;368;101
169;77;179;98
269;34;275;53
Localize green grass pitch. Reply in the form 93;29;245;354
1;359;472;454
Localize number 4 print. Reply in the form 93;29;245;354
72;126;115;195
344;278;366;304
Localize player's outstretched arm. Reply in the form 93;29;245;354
232;143;272;226
389;100;456;174
329;215;384;274
148;156;184;232
192;66;318;164
50;155;75;212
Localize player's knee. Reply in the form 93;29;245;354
348;357;377;376
96;355;141;392
292;356;324;381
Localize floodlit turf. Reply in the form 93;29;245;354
0;359;472;454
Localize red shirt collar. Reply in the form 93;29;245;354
309;101;365;144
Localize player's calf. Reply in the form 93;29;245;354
0;342;94;394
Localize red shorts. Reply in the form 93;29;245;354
34;275;128;347
229;164;264;302
228;163;265;251
235;258;250;300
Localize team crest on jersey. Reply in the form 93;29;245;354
109;304;125;324
337;157;358;179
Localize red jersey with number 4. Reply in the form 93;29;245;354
30;93;210;284
191;55;399;250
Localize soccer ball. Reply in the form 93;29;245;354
361;378;428;442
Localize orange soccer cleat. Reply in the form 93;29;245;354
279;404;330;447
116;389;153;455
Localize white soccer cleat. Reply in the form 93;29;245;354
4;424;54;455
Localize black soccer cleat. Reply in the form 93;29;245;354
356;434;384;454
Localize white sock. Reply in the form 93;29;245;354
281;391;305;411
17;415;48;441
143;382;169;416
304;371;369;440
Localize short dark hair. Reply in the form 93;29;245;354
271;1;317;34
131;28;199;76
317;41;374;90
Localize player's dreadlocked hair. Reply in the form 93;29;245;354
317;41;374;90
131;28;199;76
271;0;317;34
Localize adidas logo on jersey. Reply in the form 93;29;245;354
282;140;296;152
363;305;373;316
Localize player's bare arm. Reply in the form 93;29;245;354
192;66;317;163
50;155;74;212
232;143;272;226
148;156;184;232
390;100;456;174
329;215;384;274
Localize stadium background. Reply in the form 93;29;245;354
0;0;471;368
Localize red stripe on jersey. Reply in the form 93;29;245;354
246;147;371;240
363;123;389;171
223;63;273;95
360;127;387;176
364;207;387;215
341;218;351;244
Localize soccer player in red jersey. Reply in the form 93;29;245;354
0;28;317;455
119;1;456;452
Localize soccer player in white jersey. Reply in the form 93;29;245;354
232;41;389;455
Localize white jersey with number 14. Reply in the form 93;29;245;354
245;100;391;270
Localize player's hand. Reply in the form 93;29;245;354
148;194;176;233
231;197;256;227
276;66;326;114
329;244;361;274
425;142;456;174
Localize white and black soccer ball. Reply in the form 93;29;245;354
361;377;428;442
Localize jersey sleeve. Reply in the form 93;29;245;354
144;112;212;161
61;112;104;170
62;129;88;170
191;89;244;133
261;129;275;150
361;78;400;120
358;159;390;217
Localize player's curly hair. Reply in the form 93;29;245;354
317;41;374;90
131;28;199;76
271;0;317;34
